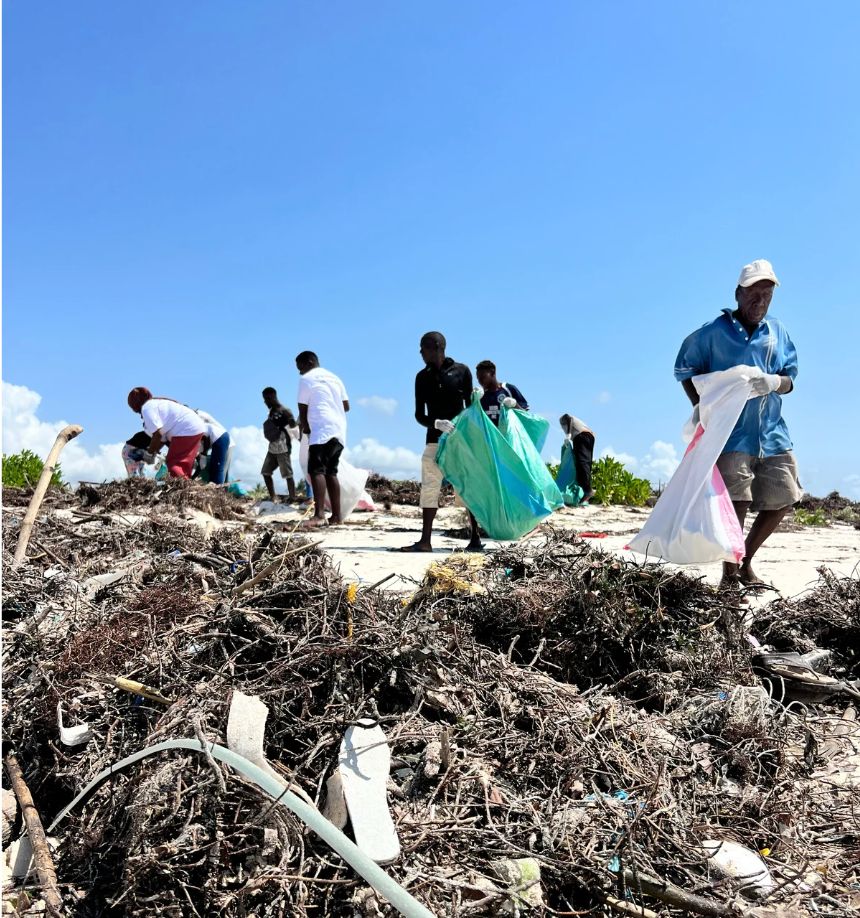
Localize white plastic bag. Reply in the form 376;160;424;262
299;437;372;519
627;365;762;564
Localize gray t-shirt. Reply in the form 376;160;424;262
565;415;592;436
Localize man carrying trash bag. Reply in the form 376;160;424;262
436;392;563;542
673;259;801;591
396;331;483;553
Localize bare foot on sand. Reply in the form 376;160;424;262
303;517;329;529
739;562;776;592
392;542;433;553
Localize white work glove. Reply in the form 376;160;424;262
434;419;456;434
142;451;156;465
502;397;518;408
749;374;782;397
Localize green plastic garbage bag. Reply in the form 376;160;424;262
555;439;585;506
511;410;550;452
437;394;563;540
498;410;559;510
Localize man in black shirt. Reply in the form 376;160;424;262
397;331;482;552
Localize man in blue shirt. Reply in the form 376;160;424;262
475;360;529;426
674;259;802;591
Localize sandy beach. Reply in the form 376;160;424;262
254;500;860;599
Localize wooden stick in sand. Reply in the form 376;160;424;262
13;424;83;568
4;751;64;916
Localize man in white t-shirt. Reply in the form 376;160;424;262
296;351;350;527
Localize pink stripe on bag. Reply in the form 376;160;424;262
711;464;746;563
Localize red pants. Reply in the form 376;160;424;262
166;434;203;479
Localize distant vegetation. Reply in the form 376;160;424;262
2;449;64;489
591;456;652;506
547;455;652;506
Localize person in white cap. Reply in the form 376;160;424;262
674;259;801;591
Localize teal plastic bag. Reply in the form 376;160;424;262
437;394;562;540
512;410;550;452
498;410;560;510
555;439;584;506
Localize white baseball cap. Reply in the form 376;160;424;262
737;259;780;287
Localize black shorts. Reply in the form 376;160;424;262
307;438;344;476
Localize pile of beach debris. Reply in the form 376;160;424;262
366;474;453;510
2;479;858;917
796;492;860;528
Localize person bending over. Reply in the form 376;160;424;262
127;387;205;479
559;414;596;504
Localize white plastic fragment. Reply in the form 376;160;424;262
8;836;34;880
702;839;774;898
46;738;436;918
226;690;314;805
57;702;93;747
338;719;400;864
322;771;349;829
490;857;544;913
6;835;57;881
80;570;127;599
1;788;17;848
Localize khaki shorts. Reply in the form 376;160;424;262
261;451;294;480
420;443;444;509
419;443;465;510
716;451;803;512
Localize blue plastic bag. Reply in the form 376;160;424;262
555;439;585;506
437;394;562;540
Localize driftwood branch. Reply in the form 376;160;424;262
13;424;83;568
4;751;64;917
620;868;733;918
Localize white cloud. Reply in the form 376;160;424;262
345;438;421;480
2;381;422;489
356;396;398;416
226;424;302;487
639;440;680;485
596;391;612;404
842;474;860;501
2;381;126;484
599;445;638;470
599;440;680;486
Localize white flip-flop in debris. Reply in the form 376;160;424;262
57;701;93;747
337;718;400;864
226;690;314;806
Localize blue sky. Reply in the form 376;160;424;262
3;2;859;494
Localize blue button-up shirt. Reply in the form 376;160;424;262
674;309;798;457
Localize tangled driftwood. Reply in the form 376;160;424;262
2;480;858;916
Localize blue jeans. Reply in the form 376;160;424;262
208;432;231;484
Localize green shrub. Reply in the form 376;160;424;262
546;461;560;479
833;506;860;526
591;456;651;507
2;449;64;489
794;507;828;527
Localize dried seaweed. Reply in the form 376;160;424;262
2;480;858;917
